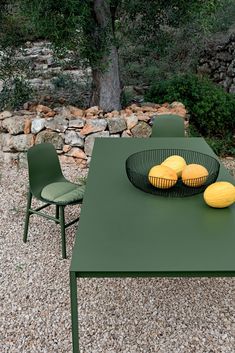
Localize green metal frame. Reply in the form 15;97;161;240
70;272;79;353
23;143;83;259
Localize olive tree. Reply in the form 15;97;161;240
19;0;121;111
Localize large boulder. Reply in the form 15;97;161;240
36;104;52;114
0;111;12;120
53;106;73;120
80;119;107;135
85;106;101;117
0;133;8;148
64;130;84;147
45;115;68;132
31;118;46;133
35;130;63;149
68;106;84;118
2;134;34;152
2;116;26;135
107;117;127;134
131;121;152;137
124;114;138;130
65;147;87;159
68;118;85;129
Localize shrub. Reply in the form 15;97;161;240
205;137;235;157
52;73;91;108
0;77;33;111
145;74;235;141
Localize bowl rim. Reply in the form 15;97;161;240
126;148;220;177
126;148;220;163
125;148;220;194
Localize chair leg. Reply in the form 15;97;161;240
59;206;67;259
23;191;32;243
55;205;59;223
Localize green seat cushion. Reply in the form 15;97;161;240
41;182;85;204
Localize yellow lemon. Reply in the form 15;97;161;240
161;155;187;177
148;165;178;189
204;181;235;208
182;164;209;187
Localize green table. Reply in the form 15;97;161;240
70;137;235;353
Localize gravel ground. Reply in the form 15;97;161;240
0;158;234;353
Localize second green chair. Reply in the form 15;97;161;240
151;114;185;137
23;143;85;259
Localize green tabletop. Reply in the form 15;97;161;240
70;137;235;276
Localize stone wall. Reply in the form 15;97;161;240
198;32;235;93
0;41;90;102
0;102;188;167
13;33;235;96
1;35;235;106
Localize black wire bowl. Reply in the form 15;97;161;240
125;149;220;197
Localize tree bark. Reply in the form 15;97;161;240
91;0;121;112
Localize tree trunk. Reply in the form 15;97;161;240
91;45;121;111
91;0;121;112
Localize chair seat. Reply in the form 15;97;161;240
41;182;85;204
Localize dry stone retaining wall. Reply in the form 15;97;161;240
198;32;235;93
0;41;90;101
0;102;188;167
1;34;234;103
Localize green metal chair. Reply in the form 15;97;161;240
151;114;185;137
23;143;85;259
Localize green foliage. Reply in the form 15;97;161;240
0;47;34;110
0;48;30;79
1;0;234;80
20;0;80;44
190;0;235;33
52;73;91;108
0;77;33;111
206;137;235;157
0;0;40;47
188;125;235;157
20;0;114;69
119;0;235;85
120;88;135;108
145;74;235;155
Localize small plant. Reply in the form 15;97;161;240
52;73;91;107
121;87;136;108
15;263;26;271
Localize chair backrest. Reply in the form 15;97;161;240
27;143;64;199
151;114;185;137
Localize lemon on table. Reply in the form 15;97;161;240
161;155;187;177
204;181;235;208
148;165;178;189
182;164;209;187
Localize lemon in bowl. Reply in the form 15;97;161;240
148;165;178;189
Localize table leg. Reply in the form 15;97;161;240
70;271;80;353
